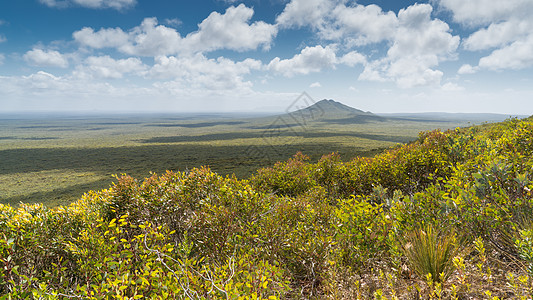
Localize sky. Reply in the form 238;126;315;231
0;0;532;114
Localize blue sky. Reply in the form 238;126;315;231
0;0;532;114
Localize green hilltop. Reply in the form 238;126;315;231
295;99;375;116
2;115;533;298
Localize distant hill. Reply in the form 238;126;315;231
251;99;525;128
286;99;385;125
295;99;372;116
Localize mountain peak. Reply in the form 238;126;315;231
284;99;382;124
305;99;372;116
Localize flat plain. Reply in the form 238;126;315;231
0;106;516;207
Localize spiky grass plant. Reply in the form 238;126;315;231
400;224;463;283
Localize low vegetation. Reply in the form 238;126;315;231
2;116;533;298
0;112;470;206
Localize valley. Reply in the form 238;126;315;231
0;99;520;206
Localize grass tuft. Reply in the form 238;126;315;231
400;224;464;283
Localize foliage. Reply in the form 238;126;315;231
2;116;533;298
399;224;463;283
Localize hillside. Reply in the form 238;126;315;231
2;116;533;298
292;99;375;117
277;99;384;125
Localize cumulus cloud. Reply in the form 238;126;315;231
276;0;337;29
276;1;459;88
310;82;321;88
383;56;444;88
73;18;181;56
267;45;366;78
123;18;183;56
73;27;130;49
438;0;533;71
457;64;478;74
268;45;340;77
390;4;458;59
277;0;398;46
462;19;531;51
325;3;398;45
23;49;69;68
149;54;262;91
437;0;533;26
355;4;459;88
339;51;367;67
0;64;279;113
478;35;533;70
182;4;277;53
78;55;147;79
73;5;276;56
40;0;136;10
0;53;4;65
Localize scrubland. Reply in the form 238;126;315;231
1;116;533;298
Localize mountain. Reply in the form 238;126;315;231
287;99;384;125
297;99;372;116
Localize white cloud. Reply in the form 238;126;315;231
73;5;276;56
385;56;444;88
78;55;147;79
276;0;337;29
268;45;338;77
277;0;398;46
0;71;158;112
355;4;459;88
23;71;65;89
0;68;289;113
478;35;533;70
325;3;398;45
23;49;69;68
150;54;262;91
73;18;181;56
441;82;464;92
0;53;5;65
164;18;182;27
123;18;183;56
437;0;533;26
339;51;366;67
463;19;532;51
73;27;130;49
276;1;459;88
310;82;321;88
182;4;277;53
438;0;533;71
458;64;478;74
40;0;136;10
389;4;459;60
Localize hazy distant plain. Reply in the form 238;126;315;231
0;112;516;206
